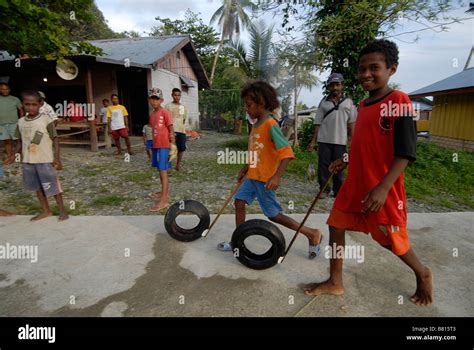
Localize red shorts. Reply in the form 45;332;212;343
327;207;410;256
111;128;129;139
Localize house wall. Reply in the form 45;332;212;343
158;47;198;82
90;63;118;116
430;93;474;141
151;68;200;130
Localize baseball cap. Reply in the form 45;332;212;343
327;73;344;84
148;87;163;99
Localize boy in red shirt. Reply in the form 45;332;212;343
148;88;177;212
304;40;433;306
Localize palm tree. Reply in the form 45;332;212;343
209;0;257;85
227;20;277;81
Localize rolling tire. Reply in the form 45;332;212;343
231;219;286;270
164;200;210;242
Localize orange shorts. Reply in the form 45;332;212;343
327;207;410;256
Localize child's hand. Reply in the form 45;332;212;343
265;175;281;191
169;144;178;162
361;184;389;213
329;159;347;174
237;166;248;181
53;159;62;171
307;141;317;152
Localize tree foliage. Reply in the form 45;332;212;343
0;0;104;59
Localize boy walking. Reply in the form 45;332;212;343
304;40;433;306
148;88;177;212
107;94;133;155
165;88;187;171
218;81;323;258
6;90;68;221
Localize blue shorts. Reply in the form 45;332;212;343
145;140;153;150
151;148;172;171
235;178;283;218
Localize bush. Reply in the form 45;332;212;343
297;117;314;151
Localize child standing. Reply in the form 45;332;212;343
99;99;110;124
218;81;323;258
6;90;68;221
107;94;133;156
303;40;433;306
142;123;153;159
165;88;188;171
148;88;177;212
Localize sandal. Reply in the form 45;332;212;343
149;202;169;212
308;234;323;259
217;241;233;252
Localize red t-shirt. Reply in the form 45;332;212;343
150;108;173;148
334;90;416;226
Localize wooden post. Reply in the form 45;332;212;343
105;123;111;149
85;66;98;151
90;120;98;152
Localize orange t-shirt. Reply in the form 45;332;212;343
246;116;294;183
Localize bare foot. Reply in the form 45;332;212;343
58;213;69;221
149;191;162;200
410;267;433;306
31;211;52;221
303;279;344;296
0;209;14;216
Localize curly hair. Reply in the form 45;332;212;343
241;80;280;111
359;39;399;68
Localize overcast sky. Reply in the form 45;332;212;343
96;0;474;106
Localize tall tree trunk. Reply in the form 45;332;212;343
210;35;225;86
293;68;298;147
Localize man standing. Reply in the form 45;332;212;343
307;73;357;198
0;82;24;160
165;88;187;171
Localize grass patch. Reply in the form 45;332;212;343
91;195;127;207
221;136;249;151
124;171;155;185
404;142;474;208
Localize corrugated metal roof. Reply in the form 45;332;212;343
409;67;474;96
88;35;189;66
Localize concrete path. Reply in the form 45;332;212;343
0;212;472;317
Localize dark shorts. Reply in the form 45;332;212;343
111;128;129;139
151;148;172;171
175;132;186;152
145;140;153;150
23;163;62;197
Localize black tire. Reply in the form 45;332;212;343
164;200;210;242
231;219;286;270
